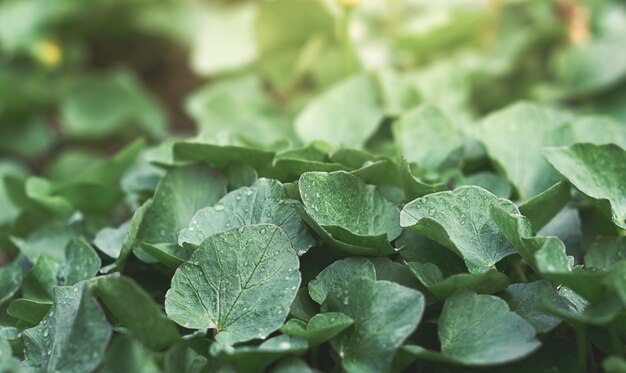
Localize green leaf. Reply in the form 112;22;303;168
406;290;540;366
326;279;425;373
0;261;22;306
299;171;401;254
518;181;571;232
22;284;112;372
478;102;572;200
401;186;517;273
99;336;160;373
308;257;376;305
179;178;315;256
462;172;512;199
289;288;318;322
271;357;315;373
117;198;151;271
165;224;301;345
544;143;626;229
93;221;130;259
500;281;565;333
490;201;572;273
273;143;346;181
210;335;308;373
21;239;100;302
295;75;384;148
7;299;51;326
407;263;509;300
57;239;101;286
189;3;257;76
173;137;276;171
392;104;463;173
134;165;227;261
91;275;180;351
585;237;626;270
11;223;79;263
280;312;353;347
60;71;165;140
185;76;292;146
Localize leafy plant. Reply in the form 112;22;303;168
1;0;626;372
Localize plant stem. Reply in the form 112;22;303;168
340;7;355;75
576;325;588;373
610;324;623;356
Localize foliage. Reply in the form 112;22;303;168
1;0;626;372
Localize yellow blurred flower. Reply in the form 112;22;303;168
339;0;361;8
33;40;62;67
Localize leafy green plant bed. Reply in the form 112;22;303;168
2;0;626;372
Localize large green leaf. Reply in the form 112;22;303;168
326;278;425;373
544;143;626;229
22;284;112;372
98;336;160;373
478;102;571;200
179;178;315;256
165;224;301;345
405;290;540;366
299;171;400;254
401;186;517;273
295;75;384;148
91;275;180;351
134;165;227;260
392;104;463;173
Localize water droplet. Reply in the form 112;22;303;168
215;204;224;211
238;227;244;233
72;287;79;292
189;227;194;231
245;189;253;196
265;212;271;218
343;297;349;305
291;286;296;290
460;219;466;225
47;350;51;356
43;329;49;337
315;192;320;198
428;208;436;216
260;228;267;234
279;341;290;349
235;195;242;201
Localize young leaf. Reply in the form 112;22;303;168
22;284;112;372
299;171;401;254
165;224;301;345
406;290;540;366
308;257;376;305
295;75;384;148
134;165;227;261
544;143;626;229
179;178;315;256
518;181;571;232
0;261;22;306
401;186;517;273
500;281;566;333
478;102;571;200
326;279;425;373
210;335;308;373
280;312;353;347
91;275;180;351
585;237;626;270
392;104;463;173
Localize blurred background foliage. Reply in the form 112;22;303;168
0;0;625;258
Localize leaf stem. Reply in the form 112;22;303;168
610;323;623;356
340;7;356;75
576;325;587;372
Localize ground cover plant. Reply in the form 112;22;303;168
1;0;626;372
